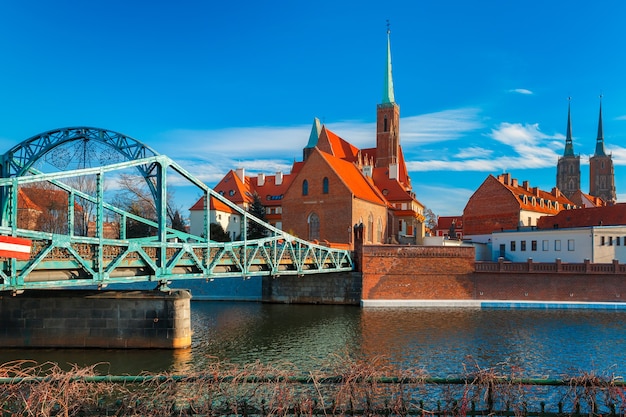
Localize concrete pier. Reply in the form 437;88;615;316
0;289;191;349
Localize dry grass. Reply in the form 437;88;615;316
0;356;623;416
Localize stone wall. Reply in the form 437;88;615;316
262;272;362;304
0;290;191;349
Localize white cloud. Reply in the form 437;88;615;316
455;147;493;159
509;88;533;95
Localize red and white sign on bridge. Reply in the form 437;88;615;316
0;236;32;260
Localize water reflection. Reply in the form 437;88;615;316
0;302;624;378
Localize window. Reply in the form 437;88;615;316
528;217;532;226
308;212;320;240
617;237;621;246
368;214;374;242
555;240;561;251
531;240;537;251
521;240;526;251
302;179;308;196
384;116;389;132
322;177;329;194
601;236;605;246
510;241;516;251
568;239;575;251
377;218;383;243
542;240;549;251
609;236;614;246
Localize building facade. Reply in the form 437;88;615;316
491;226;626;263
190;29;424;248
463;173;576;240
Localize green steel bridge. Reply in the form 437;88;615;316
0;127;353;293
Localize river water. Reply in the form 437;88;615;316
1;301;625;379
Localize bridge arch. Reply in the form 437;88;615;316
1;126;159;178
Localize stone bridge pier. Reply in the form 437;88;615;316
0;289;191;349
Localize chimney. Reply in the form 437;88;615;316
235;168;245;182
551;187;561;198
511;178;518;187
389;163;399;180
522;180;530;191
532;187;540;197
497;173;511;185
275;172;283;185
257;173;265;186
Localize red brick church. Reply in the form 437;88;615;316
190;29;425;248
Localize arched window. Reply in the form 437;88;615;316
377;218;383;243
383;116;388;132
302;179;308;196
322;177;329;194
308;212;320;240
368;213;374;242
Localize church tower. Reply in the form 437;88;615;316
589;98;616;204
556;98;580;199
375;26;400;170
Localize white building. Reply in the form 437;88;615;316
491;225;626;263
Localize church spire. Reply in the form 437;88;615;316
382;21;395;105
563;97;574;156
594;95;606;156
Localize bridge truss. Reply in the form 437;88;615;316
0;128;353;292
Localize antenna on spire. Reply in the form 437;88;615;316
386;19;390;34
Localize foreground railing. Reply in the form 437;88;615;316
1;360;624;416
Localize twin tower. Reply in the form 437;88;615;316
556;99;616;204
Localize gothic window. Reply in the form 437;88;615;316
322;177;329;194
308;212;320;240
383;116;388;132
368;214;374;242
302;179;308;196
569;164;574;174
377;218;383;243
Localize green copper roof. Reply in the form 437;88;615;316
382;29;395;104
305;117;322;149
563;99;574;156
594;99;606;156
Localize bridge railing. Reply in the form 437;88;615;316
0;155;353;291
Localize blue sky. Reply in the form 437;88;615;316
1;1;626;216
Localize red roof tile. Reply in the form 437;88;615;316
316;149;387;206
537;203;626;229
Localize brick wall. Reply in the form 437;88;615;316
463;175;521;235
360;243;626;303
360;245;476;300
473;272;626;302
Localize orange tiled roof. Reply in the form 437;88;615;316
495;174;575;215
317;127;360;161
188;195;238;213
537;203;626;229
249;172;293;207
316;149;387;206
19;187;83;213
212;170;254;205
569;190;606;208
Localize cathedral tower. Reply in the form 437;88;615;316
556;99;580;199
375;26;400;169
589;98;616;204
